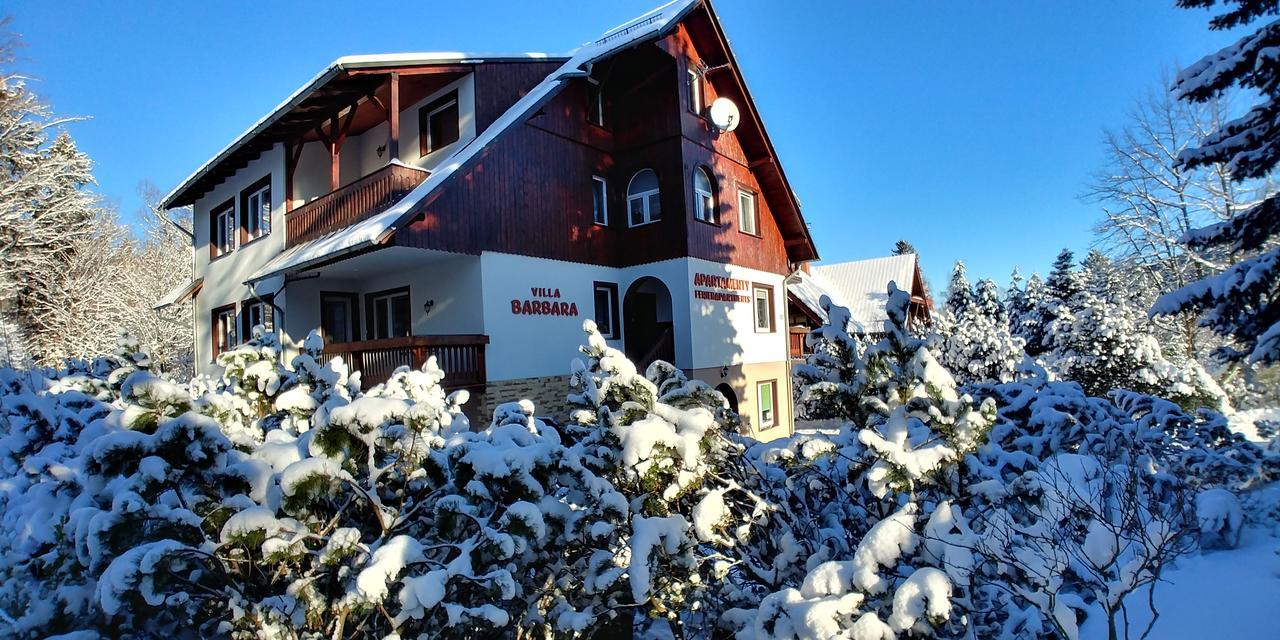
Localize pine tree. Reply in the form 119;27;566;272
936;278;1027;386
1150;0;1280;365
1082;249;1126;306
945;261;975;319
893;239;917;255
1046;249;1083;304
1016;274;1055;356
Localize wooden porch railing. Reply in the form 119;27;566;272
789;327;809;359
285;162;428;248
322;334;488;391
635;326;675;373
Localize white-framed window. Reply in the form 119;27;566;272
693;167;716;223
213;304;237;356
627;169;662;227
368;288;411;340
241;299;273;339
213;203;236;257
587;79;605;127
592;175;609;225
738;189;758;235
686;67;702;114
753;284;774;333
420;90;460;155
243;181;271;241
756;380;777;429
320;293;358;344
593;281;620;339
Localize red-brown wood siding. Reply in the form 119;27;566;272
472;61;566;132
392;39;792;275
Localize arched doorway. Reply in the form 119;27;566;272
715;383;739;414
624;276;675;371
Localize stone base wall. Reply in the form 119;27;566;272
468;374;575;426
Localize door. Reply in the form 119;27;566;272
625;292;657;363
321;293;358;343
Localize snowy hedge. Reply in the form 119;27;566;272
1;294;1276;638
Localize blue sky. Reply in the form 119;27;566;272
6;0;1238;288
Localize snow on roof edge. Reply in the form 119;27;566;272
245;0;701;285
160;52;567;211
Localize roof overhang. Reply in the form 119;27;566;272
153;277;203;309
160;52;567;210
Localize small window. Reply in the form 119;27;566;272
627;169;662;227
367;288;411;340
592;176;609;225
320;293;359;344
738;189;758;235
587;79;605;127
242;178;271;241
686;68;703;115
757;380;777;429
212;201;236;258
753;284;774;333
420;90;460;155
693;167;716;223
212;304;237;357
593;282;620;339
241;298;274;340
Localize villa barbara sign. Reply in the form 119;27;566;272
511;286;579;316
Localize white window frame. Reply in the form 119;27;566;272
587;78;605;127
370;289;411;340
213;204;236;257
738;189;758;235
756;380;777;429
593;282;620;339
627;170;662;227
687;68;702;114
425;94;460;154
214;306;237;355
693;167;716;223
243;300;272;336
244;183;271;241
753;284;774;333
591;175;609;225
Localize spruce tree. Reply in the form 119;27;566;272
1045;248;1083;304
893;239;917;255
1151;0;1280;365
945;261;975;319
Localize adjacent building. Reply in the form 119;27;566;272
786;254;932;358
159;0;818;437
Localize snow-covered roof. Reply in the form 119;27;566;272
160;52;564;210
245;0;701;285
809;254;919;333
153;277;203;310
786;270;862;331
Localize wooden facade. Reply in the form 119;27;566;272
391;29;797;275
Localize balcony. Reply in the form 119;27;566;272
322;334;488;391
285;162;428;248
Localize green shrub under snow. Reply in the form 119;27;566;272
0;297;1275;639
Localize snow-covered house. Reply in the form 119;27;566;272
787;254;931;355
158;0;818;436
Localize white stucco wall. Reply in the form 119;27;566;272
290;73;477;206
192;144;285;370
685;258;788;370
280;250;484;347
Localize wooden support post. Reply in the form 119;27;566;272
388;73;400;161
284;141;304;212
328;115;341;191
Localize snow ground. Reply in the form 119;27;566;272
1229;406;1280;442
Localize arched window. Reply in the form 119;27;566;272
627;169;661;226
693;166;716;223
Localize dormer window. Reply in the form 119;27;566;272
693;167;716;223
587;79;605;127
420;90;460;155
211;200;235;258
627;169;662;226
686;67;703;115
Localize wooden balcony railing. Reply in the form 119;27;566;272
322;334;488;391
285;162;428;248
